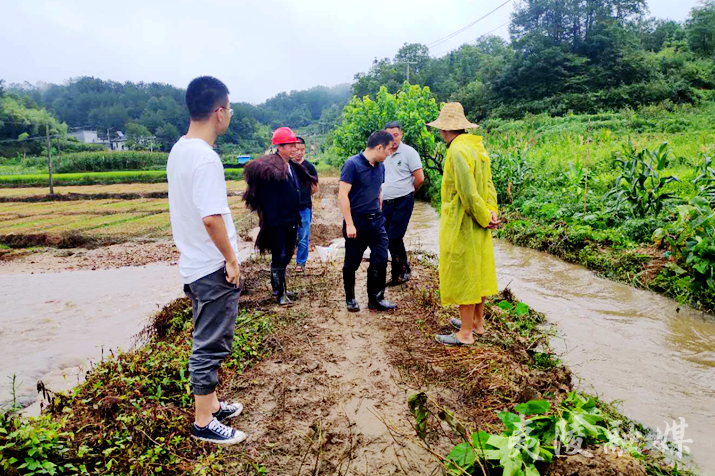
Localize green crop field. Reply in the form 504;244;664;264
0;169;244;188
481;102;715;312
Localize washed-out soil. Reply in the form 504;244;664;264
0;231;121;249
310;223;343;246
0;191;169;202
0;239;180;273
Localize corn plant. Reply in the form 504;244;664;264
491;146;532;204
606;142;680;218
692;152;715;205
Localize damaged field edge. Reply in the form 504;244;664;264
0;253;698;475
387;252;696;476
495;211;715;314
0;256;299;475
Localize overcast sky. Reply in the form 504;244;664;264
0;0;702;104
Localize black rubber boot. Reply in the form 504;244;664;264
367;267;396;311
271;267;293;306
343;268;360;312
270;266;279;296
388;258;404;287
403;261;412;282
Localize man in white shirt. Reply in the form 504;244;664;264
383;121;424;286
167;76;246;445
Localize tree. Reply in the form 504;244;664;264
395;43;431;79
687;0;715;57
331;83;442;200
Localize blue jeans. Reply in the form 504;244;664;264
296;208;312;266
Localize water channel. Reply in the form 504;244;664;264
405;201;715;475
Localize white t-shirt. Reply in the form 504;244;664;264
167;137;239;284
383;142;423;200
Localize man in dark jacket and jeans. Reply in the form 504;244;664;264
292;137;318;273
243;127;317;305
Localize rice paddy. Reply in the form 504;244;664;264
0;181;250;245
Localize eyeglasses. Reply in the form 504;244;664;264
216;106;234;117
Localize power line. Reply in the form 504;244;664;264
431;22;509;57
0;133;65;144
427;0;513;49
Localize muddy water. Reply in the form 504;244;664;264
405;201;715;475
0;264;184;408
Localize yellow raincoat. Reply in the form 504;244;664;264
439;134;498;305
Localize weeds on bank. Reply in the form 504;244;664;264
490;131;715;312
1;296;275;475
401;258;696;476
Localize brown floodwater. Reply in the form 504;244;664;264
0;264;184;409
405;201;715;475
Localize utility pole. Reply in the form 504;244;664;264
396;61;417;82
46;125;54;195
107;127;111;151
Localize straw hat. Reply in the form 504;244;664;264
426;102;478;130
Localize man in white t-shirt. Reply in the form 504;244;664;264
383;121;424;286
167;76;245;445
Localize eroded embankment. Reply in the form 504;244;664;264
495;211;715;312
0;254;689;475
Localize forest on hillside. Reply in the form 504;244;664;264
0;79;350;155
355;0;715;119
2;0;715;156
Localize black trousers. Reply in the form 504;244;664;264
382;193;414;275
343;213;389;272
265;225;298;269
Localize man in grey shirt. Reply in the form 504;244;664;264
383;121;424;286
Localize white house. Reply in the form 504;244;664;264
68;129;128;151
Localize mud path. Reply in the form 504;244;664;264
234;264;444;475
232;183;444;474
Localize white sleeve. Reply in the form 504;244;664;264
192;160;230;218
409;149;423;172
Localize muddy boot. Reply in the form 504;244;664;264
343;268;360;312
387;258;404;287
403;261;411;282
271;267;293;307
367;267;396;311
270;266;279;297
282;269;298;301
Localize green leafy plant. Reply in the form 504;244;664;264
606;142;681;218
692;152;715;205
491;146;532;204
654;197;715;295
410;392;651;476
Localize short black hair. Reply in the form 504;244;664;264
384;121;402;130
366;130;393;149
185;76;230;121
296;136;305;144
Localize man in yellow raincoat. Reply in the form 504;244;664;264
427;103;501;346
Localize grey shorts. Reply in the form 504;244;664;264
183;266;241;396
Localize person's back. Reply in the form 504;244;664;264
167;137;238;284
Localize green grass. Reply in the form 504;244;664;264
0;169;244;188
484;100;715;312
0;164;44;175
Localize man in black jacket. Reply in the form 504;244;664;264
243;127;318;305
